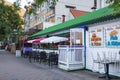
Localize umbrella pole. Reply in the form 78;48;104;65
52;42;54;52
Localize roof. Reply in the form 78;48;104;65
70;9;89;18
31;7;117;37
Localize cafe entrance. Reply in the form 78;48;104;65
58;28;85;70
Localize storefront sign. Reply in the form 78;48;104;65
89;27;104;47
105;25;120;47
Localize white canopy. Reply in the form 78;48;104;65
40;36;68;43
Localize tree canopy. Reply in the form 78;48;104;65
106;0;120;13
35;0;57;7
0;0;24;41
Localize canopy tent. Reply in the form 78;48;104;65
33;38;45;43
27;38;45;43
40;36;68;43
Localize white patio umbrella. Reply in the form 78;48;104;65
40;36;68;43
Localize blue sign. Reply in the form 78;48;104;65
106;26;120;47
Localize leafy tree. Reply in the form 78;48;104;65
0;0;24;42
35;0;46;7
106;0;120;13
35;0;57;7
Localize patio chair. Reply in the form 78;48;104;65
115;51;120;73
91;52;97;72
109;51;117;62
106;51;119;72
35;51;41;62
118;51;120;72
48;52;58;67
97;52;104;72
102;51;109;63
91;52;103;72
39;51;47;63
32;51;39;62
28;51;33;63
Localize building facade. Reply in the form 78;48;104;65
24;0;108;34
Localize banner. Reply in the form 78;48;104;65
89;27;104;47
105;25;120;47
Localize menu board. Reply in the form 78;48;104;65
105;25;120;47
89;27;104;47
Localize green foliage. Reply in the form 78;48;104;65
51;0;57;7
27;7;35;15
0;0;24;41
35;0;57;7
13;0;21;11
35;0;47;7
106;0;120;14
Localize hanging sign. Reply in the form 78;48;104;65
105;25;120;47
89;27;104;47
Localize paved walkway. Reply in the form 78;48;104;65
0;50;119;80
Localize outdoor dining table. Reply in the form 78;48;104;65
101;61;114;80
95;60;117;80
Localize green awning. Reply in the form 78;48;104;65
31;7;115;37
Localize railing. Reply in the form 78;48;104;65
58;45;84;70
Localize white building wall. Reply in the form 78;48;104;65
24;0;110;31
45;0;109;24
24;14;30;31
58;0;94;11
43;22;55;30
55;0;94;23
86;18;120;77
97;0;109;9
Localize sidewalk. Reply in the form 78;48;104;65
0;50;119;80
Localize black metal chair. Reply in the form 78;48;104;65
32;51;38;62
48;52;58;67
28;51;32;63
35;51;41;62
39;51;47;63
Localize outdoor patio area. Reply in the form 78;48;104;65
0;50;120;80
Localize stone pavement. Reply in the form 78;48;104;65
0;50;119;80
